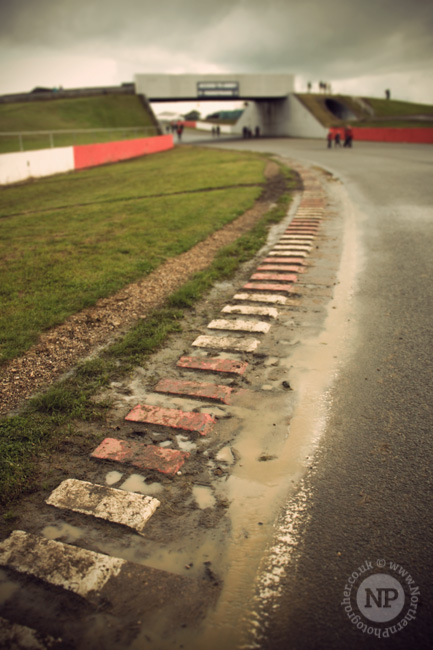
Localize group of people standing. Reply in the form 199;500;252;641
327;125;353;149
242;126;260;138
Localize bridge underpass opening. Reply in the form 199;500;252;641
324;98;357;121
151;98;246;124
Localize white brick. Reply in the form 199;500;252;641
0;531;125;602
233;292;288;305
222;304;279;319
273;244;312;251
46;479;160;535
207;318;271;334
278;236;314;240
192;334;260;352
281;235;314;240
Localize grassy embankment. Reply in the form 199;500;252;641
296;93;433;128
0;146;296;510
359;97;433;127
0;94;158;153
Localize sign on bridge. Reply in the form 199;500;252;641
197;81;239;98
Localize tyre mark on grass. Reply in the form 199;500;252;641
0;184;265;220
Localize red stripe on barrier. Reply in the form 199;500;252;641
352;128;433;144
330;127;433;144
73;135;174;170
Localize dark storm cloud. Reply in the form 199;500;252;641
0;0;233;46
1;0;432;80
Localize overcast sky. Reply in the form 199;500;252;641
1;0;433;110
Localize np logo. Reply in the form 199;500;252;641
342;560;420;638
357;574;405;622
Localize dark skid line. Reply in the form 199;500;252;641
0;183;265;220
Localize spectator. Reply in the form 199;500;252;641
343;125;353;148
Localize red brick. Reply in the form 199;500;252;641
125;404;215;436
91;438;189;476
257;264;304;273
263;256;306;265
243;282;298;294
250;272;298;282
155;378;232;404
177;356;248;375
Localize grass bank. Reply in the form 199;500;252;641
364;97;433;117
296;93;433;128
0;147;265;363
0;95;158;153
0;165;296;508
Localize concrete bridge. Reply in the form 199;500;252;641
134;73;327;138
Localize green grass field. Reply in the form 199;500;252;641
0;94;158;153
0;146;266;364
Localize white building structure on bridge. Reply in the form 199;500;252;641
134;74;327;139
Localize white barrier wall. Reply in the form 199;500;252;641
0;147;75;185
0;135;174;186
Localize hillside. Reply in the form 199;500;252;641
0;94;159;153
296;93;433;128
